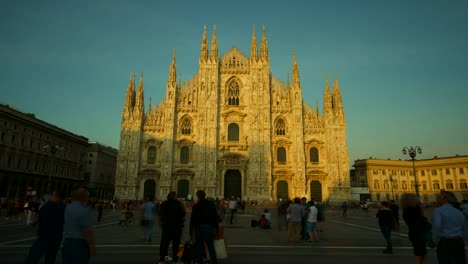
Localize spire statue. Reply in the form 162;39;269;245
323;73;333;118
292;49;300;85
210;25;218;61
250;24;258;61
260;25;268;61
168;48;177;85
200;24;208;62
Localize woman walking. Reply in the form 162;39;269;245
401;193;431;264
376;201;394;254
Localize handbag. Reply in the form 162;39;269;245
213;239;228;259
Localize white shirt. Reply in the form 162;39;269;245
229;200;238;210
264;212;272;223
307;206;318;223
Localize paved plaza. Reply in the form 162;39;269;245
0;207;453;263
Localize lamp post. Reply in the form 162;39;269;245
402;146;422;198
389;175;395;201
43;145;64;195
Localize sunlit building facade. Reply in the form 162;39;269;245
115;26;350;202
353;155;468;202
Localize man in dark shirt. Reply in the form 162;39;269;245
159;191;185;263
190;190;219;264
25;191;66;264
390;200;400;230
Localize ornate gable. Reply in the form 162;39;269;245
220;46;250;74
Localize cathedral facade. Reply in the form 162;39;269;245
115;26;350;203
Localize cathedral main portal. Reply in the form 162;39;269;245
224;170;242;199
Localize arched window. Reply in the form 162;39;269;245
383;181;389;190
180;146;190;164
460;180;468;189
227;80;240;105
310;147;319;163
277;147;287;163
181;118;191;135
374;180;380;190
402;181;407;190
275;119;286;135
446;180;454;190
228;123;239;141
433;181;440;190
147;146;156;164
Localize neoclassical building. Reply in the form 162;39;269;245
115;26;350;203
353;155;468;202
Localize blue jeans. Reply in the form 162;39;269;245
144;220;155;241
62;238;90;264
380;226;392;250
195;225;217;264
24;237;62;264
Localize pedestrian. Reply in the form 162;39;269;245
62;188;96;264
287;197;304;242
190;190;218;264
263;209;272;224
300;197;310;240
277;201;288;231
434;190;467;264
159;192;185;263
241;200;246;214
401;193;431;264
390;200;400;231
97;202;103;223
141;197;156;243
341;201;348;217
228;197;238;224
24;191;66;264
307;201;319;242
376;201;394;254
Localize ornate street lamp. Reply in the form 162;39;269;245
43;145;64;195
402;146;422;197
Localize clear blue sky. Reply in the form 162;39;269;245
1;0;467;164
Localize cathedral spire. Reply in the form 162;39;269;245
200;24;208;62
124;72;136;108
250;24;258;61
316;99;320;118
135;71;145;111
260;25;269;61
332;74;345;120
323;74;333;119
168;48;177;86
292;49;300;86
210;25;218;61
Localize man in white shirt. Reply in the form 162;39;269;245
228;197;238;224
307;201;319;242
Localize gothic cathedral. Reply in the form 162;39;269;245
115;25;350;203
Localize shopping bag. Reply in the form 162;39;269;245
176;245;185;258
180;242;196;262
214;239;228;259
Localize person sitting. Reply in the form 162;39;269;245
263;209;272;224
258;214;271;229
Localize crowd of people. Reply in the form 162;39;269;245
9;187;468;264
375;190;467;264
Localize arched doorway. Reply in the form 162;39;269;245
177;180;189;199
277;180;289;201
224;170;241;199
310;181;322;202
143;180;156;200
